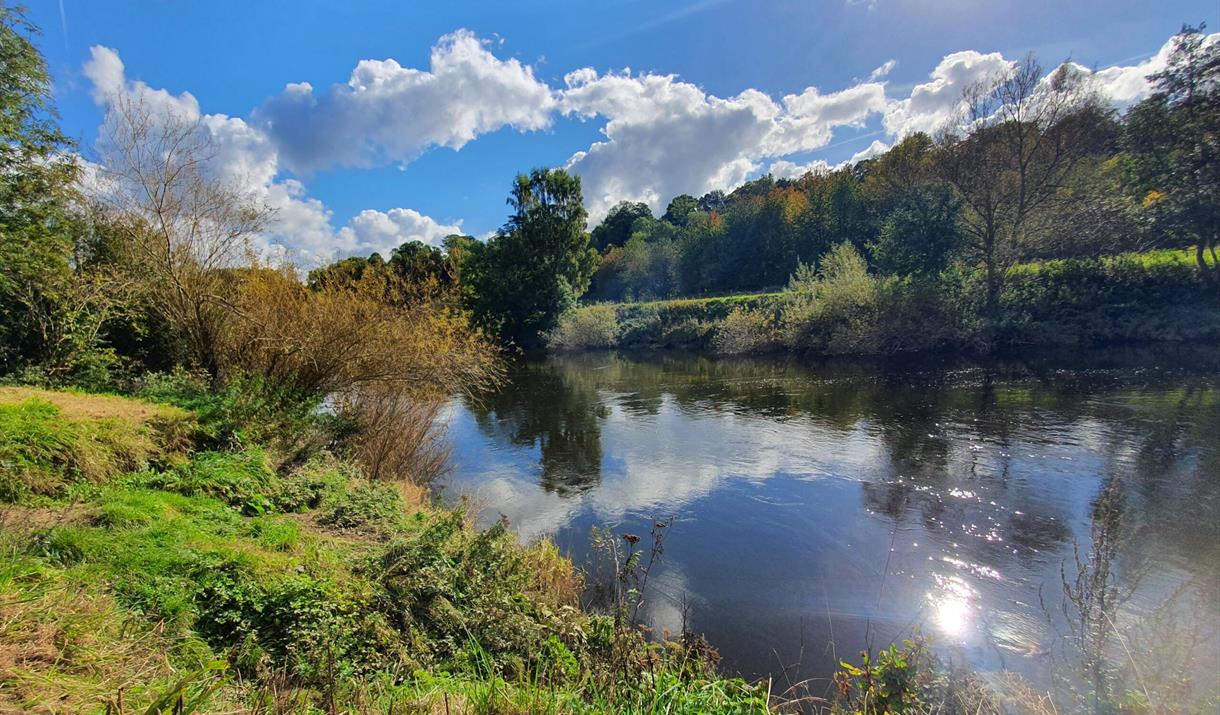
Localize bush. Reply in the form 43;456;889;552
136;369;331;455
191;557;400;682
140;449;279;515
780;242;883;353
337;386;449;484
996;249;1220;346
545;304;620;351
362;516;594;674
219;267;499;398
713;307;778;354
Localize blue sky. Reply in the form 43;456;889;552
29;0;1220;261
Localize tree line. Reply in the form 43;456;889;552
582;32;1217;314
2;7;1216;378
313;25;1217;351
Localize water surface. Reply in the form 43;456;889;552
439;347;1220;699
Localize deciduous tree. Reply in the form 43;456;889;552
937;56;1102;314
93;94;272;377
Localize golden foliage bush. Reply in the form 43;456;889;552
217;268;501;483
713;307;778;354
219;267;499;398
545;304;620;351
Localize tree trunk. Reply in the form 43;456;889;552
1198;237;1218;288
983;237;1000;319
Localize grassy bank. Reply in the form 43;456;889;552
548;249;1220;354
0;382;777;714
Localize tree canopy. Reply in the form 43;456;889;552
465;168;597;347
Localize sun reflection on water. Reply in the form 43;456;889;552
928;573;977;639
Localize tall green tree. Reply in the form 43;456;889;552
0;5;87;374
470;168;597;347
863;134;962;276
662;194;699;227
1122;25;1220;285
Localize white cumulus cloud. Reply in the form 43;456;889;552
849;139;890;163
1085;32;1218;110
82;45;464;264
767;158;832;179
81;28;1216;243
882;50;1014;137
560;68;888;221
255;29;555;174
338;208;462;254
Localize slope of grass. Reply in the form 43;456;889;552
0;387;195;501
0;387;772;714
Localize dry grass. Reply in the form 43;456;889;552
0;552;234;715
0;390;196;500
521;538;584;609
0;386;187;424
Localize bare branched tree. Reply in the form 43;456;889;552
93;93;272;378
937;56;1106;315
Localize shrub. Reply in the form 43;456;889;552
780;242;884;353
871;278;967;353
136;369;331;456
996;249;1220;346
713;307;778;354
219;268;499;399
365;517;576;670
140;449;279;515
545;304;620;351
659;316;716;349
337;387;449;484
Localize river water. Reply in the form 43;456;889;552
439;346;1220;703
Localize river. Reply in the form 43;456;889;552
438;345;1220;703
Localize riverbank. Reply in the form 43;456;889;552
0;379;779;714
6;362;1214;713
546;249;1220;354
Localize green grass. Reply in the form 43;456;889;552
0;386;781;713
606;290;785;311
1007;247;1214;276
0;547;236;714
0;387;194;501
